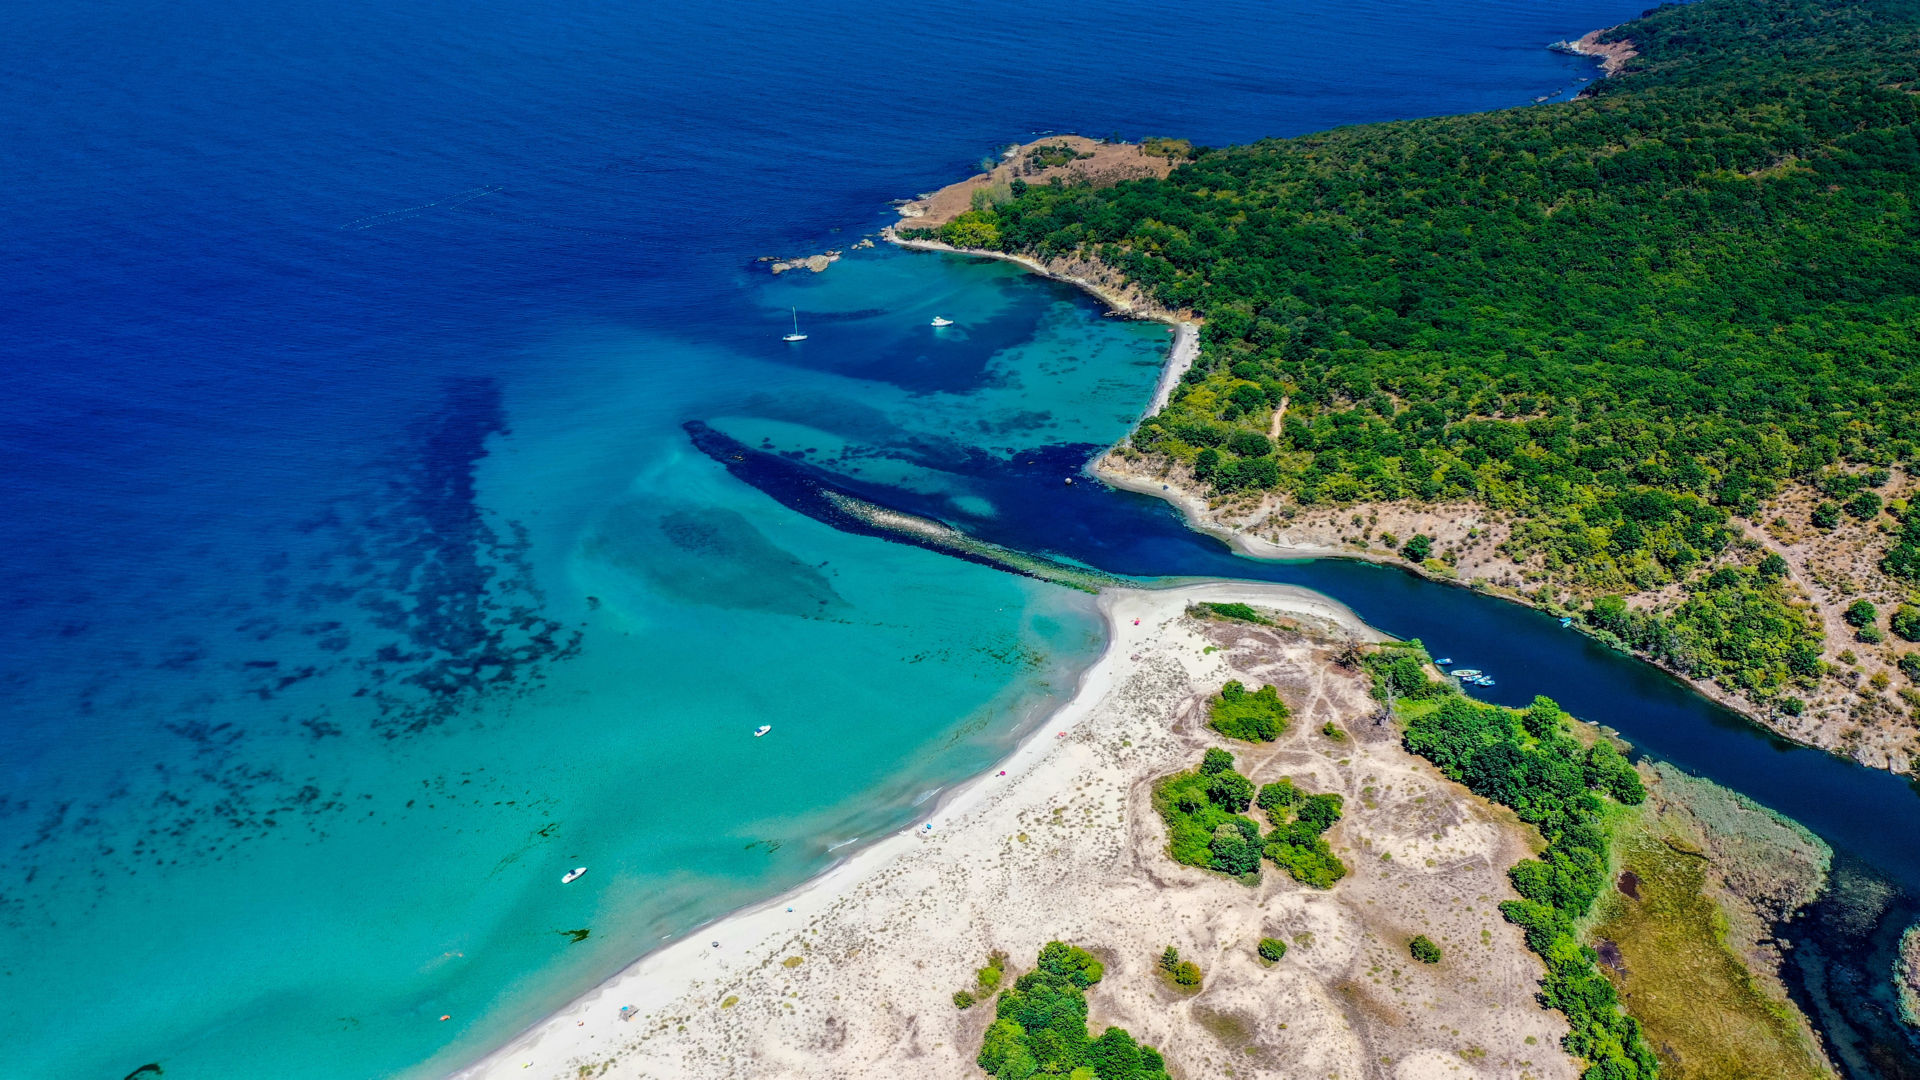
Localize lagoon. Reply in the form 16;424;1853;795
4;0;1916;1076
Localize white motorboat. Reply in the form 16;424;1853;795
753;725;772;737
561;866;587;884
930;316;954;327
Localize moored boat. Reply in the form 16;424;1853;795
561;866;587;884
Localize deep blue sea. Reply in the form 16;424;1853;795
9;0;1918;1077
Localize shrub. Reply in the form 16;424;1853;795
1228;429;1272;458
1321;721;1346;741
1582;742;1647;806
954;989;976;1009
1159;946;1180;972
1757;553;1788;580
1262;789;1347;888
977;949;1008;993
1198;601;1269;624
1208;680;1290;741
1403;534;1434;561
1845;599;1879;628
1779;695;1807;715
1257;937;1287;962
1036;941;1104;988
1207;771;1255;812
1170;960;1203;988
1394;680;1655;1071
1409;935;1442;964
977;943;1173;1080
1256;778;1301;813
1849;491;1884;519
1859;625;1885;644
1892;605;1920;642
1154;752;1266;880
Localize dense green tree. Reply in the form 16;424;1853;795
1894;605;1920;642
1207;680;1291;741
976;946;1176;1080
1394;674;1656;1076
1845;599;1879;628
1409;935;1443;964
907;0;1920;710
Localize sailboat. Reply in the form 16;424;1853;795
782;307;808;342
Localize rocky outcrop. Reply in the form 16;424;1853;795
1550;28;1639;78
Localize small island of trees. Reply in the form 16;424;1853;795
1152;747;1346;886
974;942;1173;1080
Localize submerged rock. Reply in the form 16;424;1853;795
1898;925;1920;1029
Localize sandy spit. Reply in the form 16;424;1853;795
453;581;1578;1080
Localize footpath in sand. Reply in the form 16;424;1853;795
458;582;1577;1080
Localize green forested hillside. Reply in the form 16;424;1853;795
908;0;1920;707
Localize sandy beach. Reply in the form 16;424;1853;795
454;581;1581;1079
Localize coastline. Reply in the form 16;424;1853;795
1094;450;1874;766
450;581;1388;1079
882;227;1192;326
447;279;1852;1077
1554;26;1639;78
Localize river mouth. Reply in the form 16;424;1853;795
693;414;1920;1076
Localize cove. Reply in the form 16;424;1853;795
710;252;1920;1075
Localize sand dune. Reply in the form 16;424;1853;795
455;582;1575;1080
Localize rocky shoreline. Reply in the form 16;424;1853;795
1549;27;1639;78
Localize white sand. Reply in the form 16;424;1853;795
454;582;1574;1079
1140;323;1198;420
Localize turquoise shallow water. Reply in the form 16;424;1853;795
30;0;1872;1074
4;244;1169;1080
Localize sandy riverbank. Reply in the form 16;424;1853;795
454;581;1587;1079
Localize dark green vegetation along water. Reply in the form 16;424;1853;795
917;0;1920;714
709;391;1920;1074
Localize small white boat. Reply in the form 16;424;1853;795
782;307;808;342
561;867;587;884
753;725;772;737
1434;658;1454;665
1450;669;1481;678
930;316;954;327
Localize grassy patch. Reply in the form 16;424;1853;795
1208;680;1290;741
1590;813;1832;1080
1191;601;1271;625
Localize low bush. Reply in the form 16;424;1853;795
1257;937;1287;962
1207;680;1290;741
1409;935;1442;964
976;942;1171;1080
